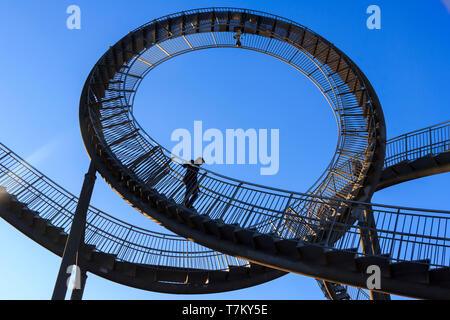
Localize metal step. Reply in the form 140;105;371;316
248;262;266;272
390;259;430;283
93;83;105;99
165;203;179;219
391;161;414;176
274;239;301;259
435;150;450;165
176;208;194;226
156;268;188;283
8;198;26;214
408;155;435;171
114;261;137;277
20;208;39;226
207;270;228;283
325;248;358;270
91;251;117;272
112;44;125;69
104;51;120;74
428;267;450;288
45;225;67;244
252;233;277;254
32;217;51;234
227;265;249;280
187;272;208;285
121;34;135;61
380;167;398;181
189;214;209;232
59;233;69;247
202;219;221;237
142;189;159;207
133;29;145;52
233;228;256;247
155;198;169;214
297;243;327;264
135;264;157;282
355;255;391;277
94;67;110;87
81;244;96;260
217;223;238;242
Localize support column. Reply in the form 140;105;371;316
358;206;391;300
51;161;96;300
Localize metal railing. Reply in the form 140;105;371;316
83;124;450;269
69;7;450;298
385;121;450;168
81;8;450;272
85;7;382;234
0;142;248;271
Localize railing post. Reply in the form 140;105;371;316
51;161;96;300
324;202;343;247
429;127;433;155
218;183;242;221
404;135;408;161
358;205;391;301
275;193;293;234
389;210;401;257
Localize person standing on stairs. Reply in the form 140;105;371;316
182;157;205;209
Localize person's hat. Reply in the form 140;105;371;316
194;157;205;165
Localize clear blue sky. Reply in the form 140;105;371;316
0;0;448;300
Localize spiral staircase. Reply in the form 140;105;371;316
1;8;449;300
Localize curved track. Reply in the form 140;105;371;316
1;7;449;299
77;8;450;299
0;142;284;294
82;7;387;299
0;119;449;298
378;121;450;191
320;120;450;299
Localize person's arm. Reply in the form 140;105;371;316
183;160;195;169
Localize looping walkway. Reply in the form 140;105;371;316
1;8;449;300
77;8;450;299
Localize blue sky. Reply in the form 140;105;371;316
0;0;449;300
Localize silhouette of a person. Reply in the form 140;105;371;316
182;157;205;209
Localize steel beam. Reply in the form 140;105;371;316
358;206;391;300
51;161;96;300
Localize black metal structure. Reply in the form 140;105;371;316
1;7;449;300
378;121;450;190
0;119;449;299
0;142;284;296
75;8;449;299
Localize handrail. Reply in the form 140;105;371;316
80;8;449;271
0;142;247;270
384;121;450;168
387;120;450;140
84;7;381;228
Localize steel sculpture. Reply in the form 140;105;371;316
1;8;449;300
